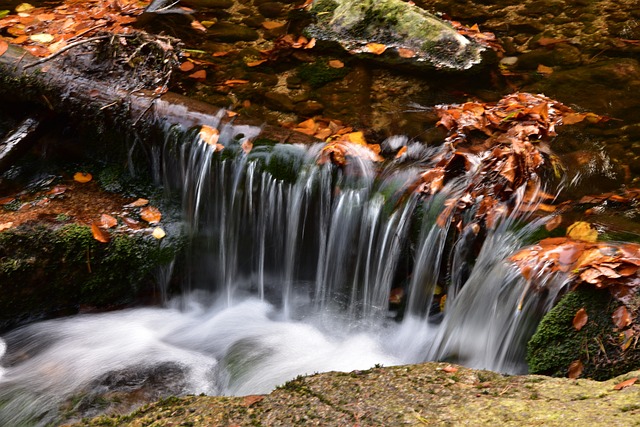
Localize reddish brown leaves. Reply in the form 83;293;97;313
100;213;117;229
567;360;583;379
572;308;588;331
242;395;265;407
612;306;632;330
91;221;110;243
0;40;8;57
613;377;638;390
318;131;383;167
443;365;458;373
140;206;161;224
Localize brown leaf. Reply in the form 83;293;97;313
0;222;14;231
73;172;92;183
179;61;195;72
140;206;162;224
364;43;387;55
246;59;267;67
262;21;285;30
443;365;458;373
48;185;68;196
397;47;415;58
124;198;149;208
122;216;142;229
91;221;111;243
241;140;253;154
536;64;553;75
199;125;220;146
572;308;588;331
188;70;206;81
567;360;583;379
0;40;8;57
612;306;632;329
613;377;638;390
224;79;249;85
545;215;562;231
190;20;207;32
242;395;264;407
328;59;344;68
100;214;117;229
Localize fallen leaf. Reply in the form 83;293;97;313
395;146;408;158
190;20;207;32
140;206;161;224
612;306;632;329
91;221;110;243
122;216;142;229
0;222;14;231
328;59;344;68
47;185;68;196
0;40;7;57
188;70;206;80
567;360;583;379
262;21;285;30
613;377;638;390
15;3;34;13
73;172;92;183
572;307;588;331
567;221;597;242
29;33;54;44
152;226;166;239
246;59;267;67
545;215;562;231
224;79;249;85
397;47;415;58
199;125;220;146
241;140;253;154
125;198;149;208
100;214;118;229
364;42;387;55
179;61;195;72
443;365;458;373
389;287;404;304
536;64;553;75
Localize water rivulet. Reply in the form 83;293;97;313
0;116;566;425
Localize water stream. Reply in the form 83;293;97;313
0;117;566;425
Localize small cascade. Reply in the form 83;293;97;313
0;119;567;425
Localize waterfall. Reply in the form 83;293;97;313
0;121;564;425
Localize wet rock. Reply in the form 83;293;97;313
185;0;233;8
207;23;259;42
296;100;324;116
305;0;487;71
515;45;581;69
258;2;285;18
264;91;296;112
242;16;265;28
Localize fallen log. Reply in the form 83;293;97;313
0;42;320;150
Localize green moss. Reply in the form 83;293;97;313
0;223;180;330
297;62;349;89
528;287;640;380
264;145;305;183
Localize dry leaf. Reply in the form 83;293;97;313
572;307;588;331
262;21;285;30
122;216;142;229
613;377;638;390
152;227;166;239
567;360;583;379
537;64;553;75
73;172;92;183
140;206;162;224
328;59;344;68
30;33;54;44
612;306;632;329
0;222;14;231
0;40;8;57
443;365;458;373
567;221;597;242
100;214;117;229
242;395;264;407
364;43;387;55
179;61;195;72
91;221;110;243
125;198;149;208
188;70;206;80
247;59;267;67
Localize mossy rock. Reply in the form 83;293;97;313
0;223;180;331
528;287;640;380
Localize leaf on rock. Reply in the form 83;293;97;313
29;33;54;43
73;172;92;183
572;307;588;331
567;359;583;379
328;59;344;68
262;21;285;30
612;306;632;329
364;43;387;55
15;3;34;13
443;365;458;373
545;215;562;231
179;61;195;72
151;226;166;239
224;79;249;85
0;221;14;231
567;221;597;242
100;214;117;229
124;198;149;208
140;206;161;224
613;377;638;390
246;59;267;67
0;40;7;57
199;125;220;146
91;221;110;243
536;64;553;75
241;140;253;154
242;395;264;407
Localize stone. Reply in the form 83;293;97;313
184;0;233;8
258;2;285;18
264;91;296;112
207;23;259;42
296;100;324;116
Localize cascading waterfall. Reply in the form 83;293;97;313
0;117;567;425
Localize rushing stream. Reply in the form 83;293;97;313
0;115;566;425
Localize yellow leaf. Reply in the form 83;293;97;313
364;43;387;55
567;221;598;242
347;131;367;145
15;3;34;13
536;64;553;75
73;172;92;183
30;33;54;44
152;227;166;239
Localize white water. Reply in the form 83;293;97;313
0;118;563;425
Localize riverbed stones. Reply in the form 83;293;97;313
207;23;259;42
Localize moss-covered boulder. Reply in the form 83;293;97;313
528;287;640;380
305;0;486;70
0;223;179;330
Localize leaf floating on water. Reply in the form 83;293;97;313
224;79;249;86
567;360;583;379
246;59;267;67
613;377;638;390
567;221;597;242
188;70;206;80
91;221;110;243
612;306;632;329
100;214;117;229
73;172;92;183
0;40;8;57
151;226;165;240
140;206;161;224
124;198;149;208
572;308;588;331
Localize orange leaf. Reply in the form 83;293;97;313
91;221;111;243
100;214;117;229
545;215;562;231
140;206;162;224
188;70;206;80
179;61;195;72
73;172;92;183
190;20;207;32
124;198;149;208
247;59;267;67
572;308;588;331
536;64;553;75
0;222;14;231
328;59;344;68
262;21;285;30
241;140;253;154
224;79;249;85
567;360;583;379
397;47;415;58
242;395;264;407
612;306;632;329
364;43;387;55
613;377;638;390
199;125;220;146
443;365;458;373
395;146;408;158
122;216;142;229
0;40;8;57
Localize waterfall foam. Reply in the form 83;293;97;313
0;121;562;424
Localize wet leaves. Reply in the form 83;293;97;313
140;206;161;224
91;220;110;243
73;172;92;183
0;40;8;56
572;308;588;331
100;213;117;229
613;377;638;390
566;221;597;242
612;306;632;330
567;360;583;379
152;226;166;240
